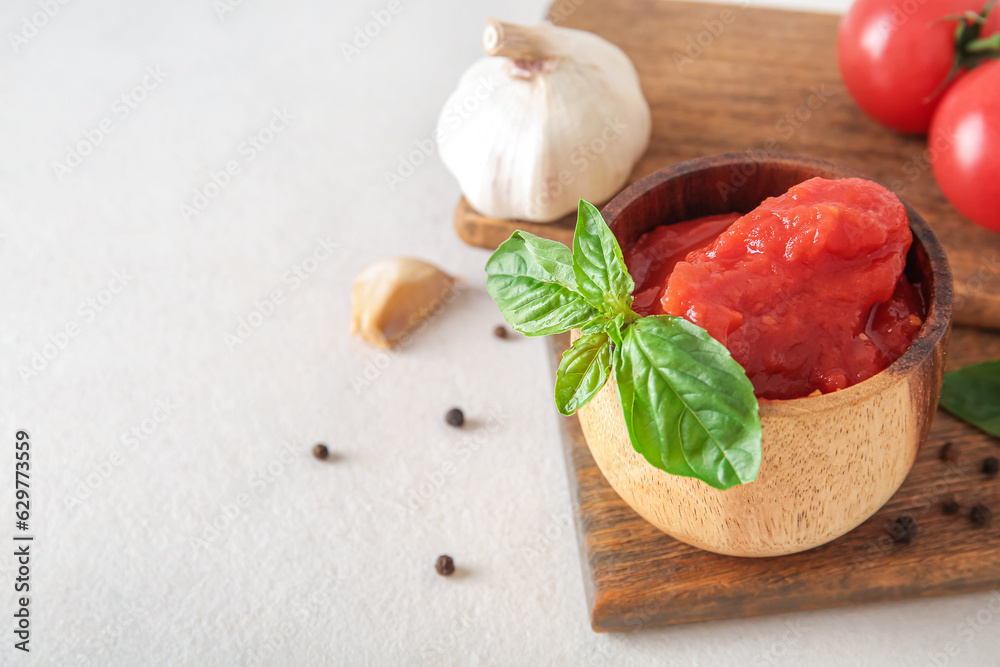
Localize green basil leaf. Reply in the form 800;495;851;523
604;313;626;347
555;332;612;416
614;325;698;479
513;230;581;290
940;359;1000;437
614;316;762;490
580;316;609;335
486;232;600;336
572;200;635;316
483;205;763;491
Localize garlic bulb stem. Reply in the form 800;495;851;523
483;18;561;60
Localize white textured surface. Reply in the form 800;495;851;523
2;0;999;665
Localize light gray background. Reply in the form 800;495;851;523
2;0;998;665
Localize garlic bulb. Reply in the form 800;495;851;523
350;257;456;349
437;18;651;223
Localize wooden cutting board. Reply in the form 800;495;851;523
454;0;1000;330
552;326;1000;632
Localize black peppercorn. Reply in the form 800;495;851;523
435;554;455;576
942;498;960;515
445;408;465;427
493;325;509;339
940;441;959;463
312;443;330;460
971;504;993;527
888;515;917;543
983;456;999;477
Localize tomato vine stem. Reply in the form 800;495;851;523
926;0;1000;102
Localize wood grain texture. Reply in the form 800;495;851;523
554;326;1000;631
454;0;1000;329
574;154;952;558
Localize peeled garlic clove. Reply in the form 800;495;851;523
437;18;651;223
350;257;456;349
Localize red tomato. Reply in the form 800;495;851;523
929;59;1000;232
838;0;999;134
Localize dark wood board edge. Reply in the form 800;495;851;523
453;198;575;250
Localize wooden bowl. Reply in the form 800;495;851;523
576;153;953;557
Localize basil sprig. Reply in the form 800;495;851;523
940;359;1000;437
486;201;762;490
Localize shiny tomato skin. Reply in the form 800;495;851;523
838;0;998;134
930;59;1000;233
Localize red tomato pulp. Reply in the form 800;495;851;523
625;178;925;400
624;213;741;315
